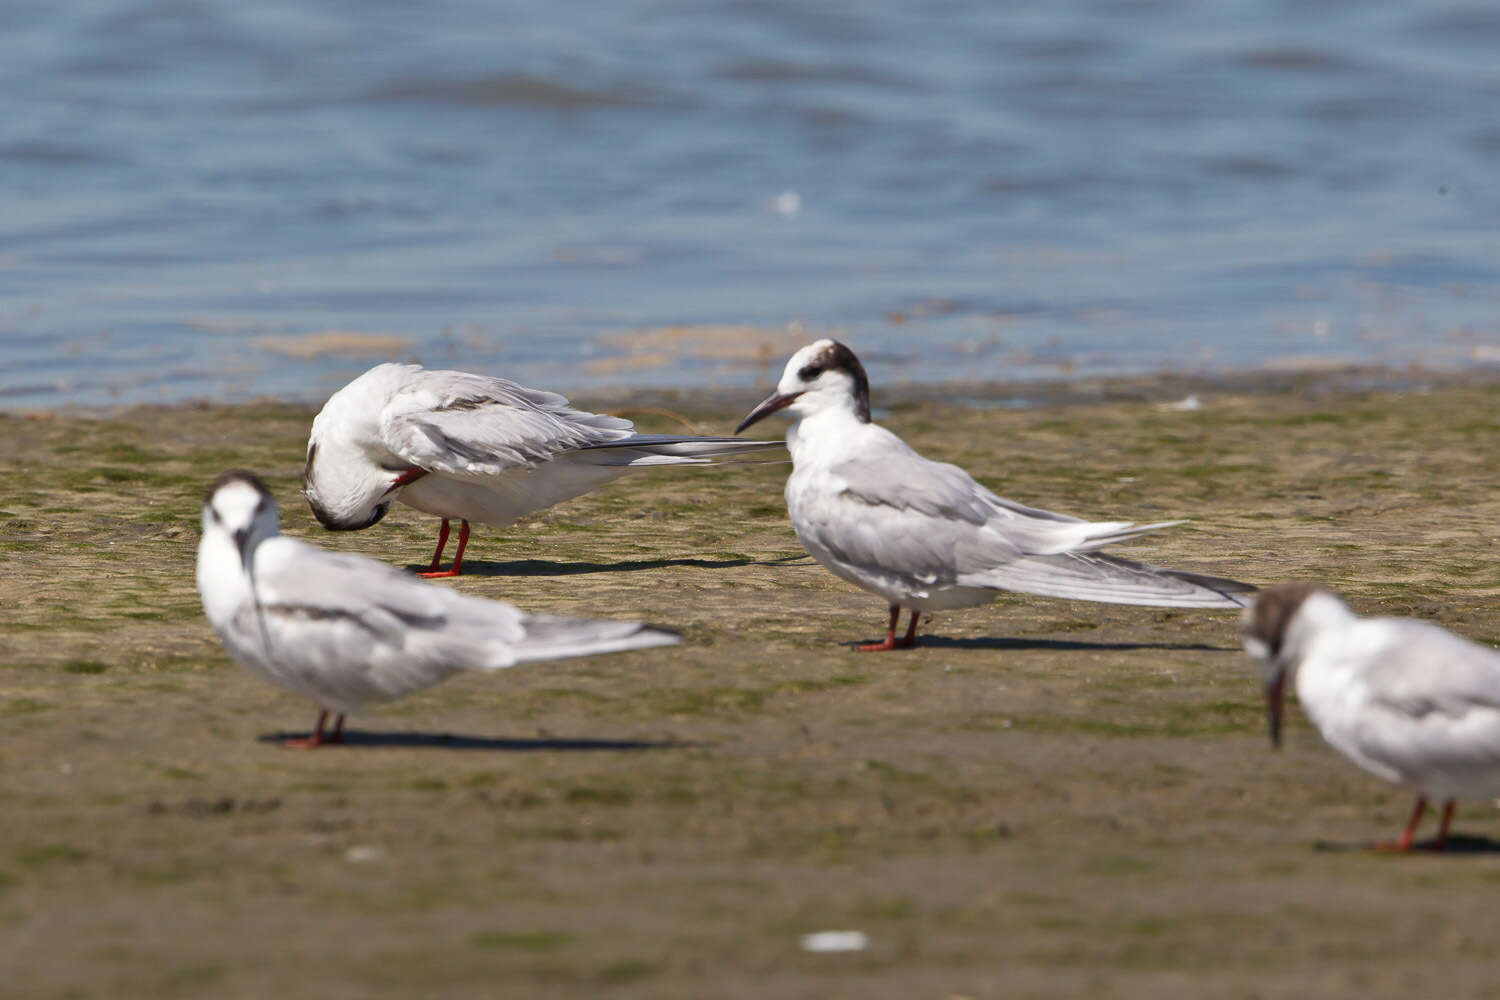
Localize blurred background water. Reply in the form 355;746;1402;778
2;0;1498;408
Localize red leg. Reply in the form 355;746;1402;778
894;609;921;648
329;713;346;745
450;520;470;574
419;520;471;578
418;519;452;576
857;605;902;652
1434;799;1456;851
283;709;332;749
1377;796;1428;852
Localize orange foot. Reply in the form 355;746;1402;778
856;634;917;652
856;608;920;651
281;711;344;748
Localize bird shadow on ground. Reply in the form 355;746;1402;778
882;635;1238;653
1313;834;1500;856
421;553;810;577
257;730;689;752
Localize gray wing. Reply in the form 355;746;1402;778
249;537;526;705
256;538;514;640
248;537;675;708
1364;622;1500;712
832;446;1127;542
1352;621;1500;778
812;440;1249;608
379;369;636;480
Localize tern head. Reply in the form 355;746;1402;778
202;470;280;570
303;364;418;531
302;439;398;531
735;339;871;434
1240;581;1342;749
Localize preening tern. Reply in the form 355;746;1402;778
304;363;780;576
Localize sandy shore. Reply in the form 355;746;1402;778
5;370;1500;998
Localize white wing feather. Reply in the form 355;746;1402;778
796;433;1247;608
379;368;779;480
244;536;675;712
1348;621;1500;786
379;369;634;479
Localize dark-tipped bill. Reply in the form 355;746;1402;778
735;391;802;434
1266;672;1286;748
233;527;253;571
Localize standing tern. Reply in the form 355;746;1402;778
735;340;1254;650
1243;582;1500;851
303;363;780;576
197;470;678;747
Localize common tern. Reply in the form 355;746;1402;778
304;363;780;576
735;340;1254;650
1243;582;1500;851
197;470;678;747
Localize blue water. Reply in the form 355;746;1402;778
3;0;1499;407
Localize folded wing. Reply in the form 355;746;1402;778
247;538;676;708
380;369;780;479
809;442;1251;608
380;369;636;479
1354;621;1500;782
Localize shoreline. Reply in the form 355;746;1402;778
8;360;1500;421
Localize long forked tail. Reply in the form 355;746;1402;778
965;551;1257;609
1077;519;1184;549
578;434;783;467
506;615;681;665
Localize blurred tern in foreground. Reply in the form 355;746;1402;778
197;471;678;747
1243;582;1500;851
735;340;1254;650
304;363;780;576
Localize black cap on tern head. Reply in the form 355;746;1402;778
1241;581;1324;662
735;339;873;434
799;340;870;423
204;469;277;569
206;469;272;504
1242;581;1325;750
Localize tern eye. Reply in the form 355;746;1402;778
798;363;825;381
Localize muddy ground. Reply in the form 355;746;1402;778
5;370;1500;999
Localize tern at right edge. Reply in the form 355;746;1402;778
1244;582;1500;852
735;339;1256;650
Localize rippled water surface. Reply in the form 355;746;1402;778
3;0;1498;406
